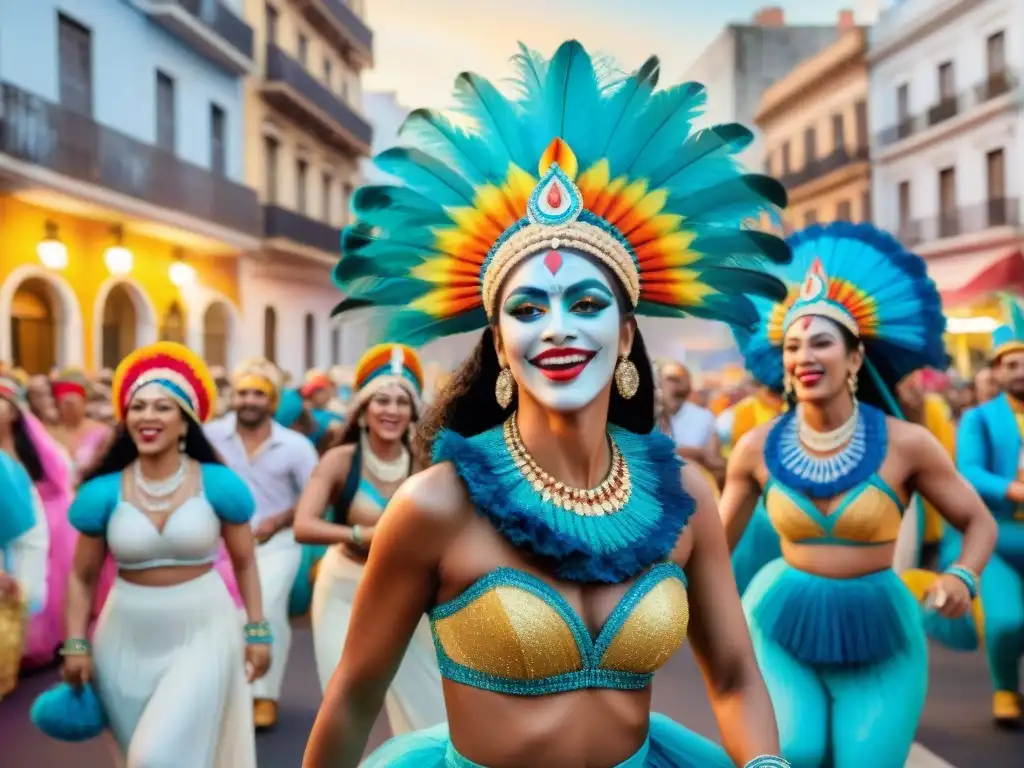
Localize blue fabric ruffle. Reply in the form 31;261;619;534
31;682;107;742
362;713;732;767
746;559;910;666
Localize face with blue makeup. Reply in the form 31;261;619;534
495;249;634;413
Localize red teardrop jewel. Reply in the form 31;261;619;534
546;182;562;209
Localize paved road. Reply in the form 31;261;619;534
1;618;1019;767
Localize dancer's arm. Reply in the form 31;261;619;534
718;428;766;551
293;445;366;547
901;421;997;616
681;465;781;764
303;464;466;768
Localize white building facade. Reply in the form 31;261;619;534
868;0;1024;371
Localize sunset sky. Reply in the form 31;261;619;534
362;0;882;109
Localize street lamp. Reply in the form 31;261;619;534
104;225;133;275
169;256;197;287
37;220;68;270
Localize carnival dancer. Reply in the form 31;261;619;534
720;222;996;766
59;342;269;766
305;39;794;768
294;343;445;734
50;368;111;479
0;452;48;699
723;381;785;594
205;357;319;730
939;296;1024;726
0;375;75;667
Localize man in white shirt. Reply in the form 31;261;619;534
658;361;723;476
205;359;319;730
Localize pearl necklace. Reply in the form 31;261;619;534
360;433;409;483
779;406;866;486
133;459;186;512
796;402;859;453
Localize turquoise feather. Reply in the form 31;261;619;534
452;72;528;170
400;109;504;184
373;148;476;206
991;292;1024;351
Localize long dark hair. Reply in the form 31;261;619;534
82;408;222;483
11;412;45;483
416;325;656;460
783;319;898;416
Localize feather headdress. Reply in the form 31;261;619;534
333;40;791;344
353;343;423;409
734;221;948;393
991;293;1024;360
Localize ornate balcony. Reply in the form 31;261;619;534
262;44;372;155
142;0;254;74
289;0;373;66
263;204;340;255
778;145;869;190
0;81;260;235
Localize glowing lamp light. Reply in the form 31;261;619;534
37;237;68;270
945;316;998;335
169;260;197;287
104;245;134;275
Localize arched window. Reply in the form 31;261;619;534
11;278;57;374
203;302;231;368
330;326;340;365
101;284;138;369
263;306;277;362
159;301;186;344
304;312;315;370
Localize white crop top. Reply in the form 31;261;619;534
106;495;221;571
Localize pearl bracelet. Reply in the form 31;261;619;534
744;757;791;768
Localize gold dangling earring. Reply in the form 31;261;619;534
495;367;515;409
614;357;639;399
848;371;858;396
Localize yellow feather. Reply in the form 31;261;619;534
577;160;611;205
432;228;490;261
473;184;520;230
538;138;579;180
503;163;536;212
604;178;649;227
411;257;480;284
446;205;505;244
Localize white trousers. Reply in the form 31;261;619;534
310;546;446;734
251;528;301;702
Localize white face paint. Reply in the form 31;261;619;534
498;249;622;412
782;315;848;398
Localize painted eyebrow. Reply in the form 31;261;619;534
503;286;549;304
564;279;614;300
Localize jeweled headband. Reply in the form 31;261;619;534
331;40;791;346
733;222;947;394
112;341;217;424
353;343;423;409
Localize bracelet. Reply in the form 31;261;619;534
351;524;363;547
944;564;979;600
244;621;273;645
60;637;91;656
744;757;791;768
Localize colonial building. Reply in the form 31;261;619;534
237;0;373;378
868;0;1024;373
0;0;259;374
757;17;871;231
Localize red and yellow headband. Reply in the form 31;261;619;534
233;358;281;400
111;342;217;424
52;368;89;401
353;344;423;407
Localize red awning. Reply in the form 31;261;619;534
936;250;1024;306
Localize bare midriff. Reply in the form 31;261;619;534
781;539;896;579
118;563;214;587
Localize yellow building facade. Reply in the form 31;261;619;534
757;27;871;231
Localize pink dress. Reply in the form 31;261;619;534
20;413;75;667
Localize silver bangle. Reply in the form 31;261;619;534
351;524;363;547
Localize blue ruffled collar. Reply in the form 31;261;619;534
764;402;887;499
432;421;693;583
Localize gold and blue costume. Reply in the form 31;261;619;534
332;38;793;768
732;222;948;766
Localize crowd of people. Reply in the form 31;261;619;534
0;37;1020;768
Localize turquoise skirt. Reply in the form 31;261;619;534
746;559;913;666
362;713;733;767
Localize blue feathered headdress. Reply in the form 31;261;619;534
991;293;1024;360
734;222;948;394
333;40;791;344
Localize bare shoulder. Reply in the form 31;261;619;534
680;463;717;510
729;420;773;470
317;442;356;474
388;462;476;537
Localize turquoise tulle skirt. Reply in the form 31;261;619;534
362;713;733;767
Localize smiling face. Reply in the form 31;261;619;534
233;385;274;429
496;249;632;413
782;315;862;406
362;383;414;442
124;384;187;457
